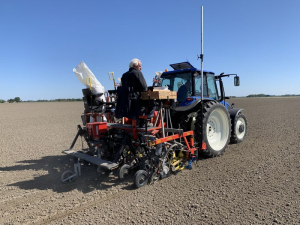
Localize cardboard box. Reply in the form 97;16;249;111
141;90;177;100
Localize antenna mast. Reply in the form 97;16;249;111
200;6;205;151
201;6;204;99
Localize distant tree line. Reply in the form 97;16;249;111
0;97;21;103
25;98;83;102
247;94;300;97
0;97;83;103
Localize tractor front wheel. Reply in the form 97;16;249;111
195;101;231;157
230;112;248;144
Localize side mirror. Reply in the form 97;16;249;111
234;76;240;86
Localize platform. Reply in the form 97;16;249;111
62;149;119;170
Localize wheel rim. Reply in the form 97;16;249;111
206;108;229;151
139;174;147;185
236;117;246;139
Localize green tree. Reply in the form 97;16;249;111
0;99;5;103
14;97;21;102
7;99;15;103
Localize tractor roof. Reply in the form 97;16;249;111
162;62;214;75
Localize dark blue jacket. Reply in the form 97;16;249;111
115;86;140;119
121;68;147;92
115;68;148;119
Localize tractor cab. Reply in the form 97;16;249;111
159;62;247;159
160;62;219;103
160;62;240;107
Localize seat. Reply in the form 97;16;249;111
82;89;105;113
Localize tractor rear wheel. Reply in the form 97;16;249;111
195;101;231;157
230;112;247;144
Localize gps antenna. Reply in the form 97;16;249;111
200;6;205;151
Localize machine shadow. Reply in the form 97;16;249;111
0;155;135;193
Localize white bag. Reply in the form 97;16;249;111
73;61;106;102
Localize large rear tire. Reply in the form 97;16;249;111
230;112;247;144
194;101;231;157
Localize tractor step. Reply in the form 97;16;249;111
107;123;157;131
63;149;119;170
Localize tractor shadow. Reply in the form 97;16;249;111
0;151;213;194
0;155;136;193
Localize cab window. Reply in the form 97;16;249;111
206;74;218;100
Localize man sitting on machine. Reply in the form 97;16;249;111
115;58;155;126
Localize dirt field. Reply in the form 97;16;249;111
0;98;299;225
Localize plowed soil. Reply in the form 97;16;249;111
0;98;299;225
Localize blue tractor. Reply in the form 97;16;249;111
159;62;248;158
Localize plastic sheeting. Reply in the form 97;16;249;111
73;61;105;102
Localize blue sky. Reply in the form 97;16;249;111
1;0;300;100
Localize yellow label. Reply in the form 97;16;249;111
157;140;161;144
167;137;172;141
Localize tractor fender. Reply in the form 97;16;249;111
228;108;244;121
172;99;202;112
173;98;212;113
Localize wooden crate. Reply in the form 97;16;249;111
141;90;177;100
